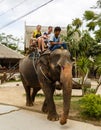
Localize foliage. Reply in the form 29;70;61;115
97;0;101;8
78;31;99;57
62;4;101;81
0;33;23;52
72;18;82;29
94;54;101;74
94;28;101;42
84;11;95;21
84;88;96;94
83;10;101;42
86;21;96;31
77;57;92;75
79;94;101;119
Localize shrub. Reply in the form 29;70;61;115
84;88;96;94
79;94;101;119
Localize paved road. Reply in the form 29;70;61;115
0;105;101;130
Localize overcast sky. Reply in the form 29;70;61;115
0;0;98;38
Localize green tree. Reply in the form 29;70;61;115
0;33;23;51
96;0;101;8
72;18;82;29
78;31;99;57
83;10;101;42
77;56;92;95
63;22;82;77
91;0;101;9
62;1;101;96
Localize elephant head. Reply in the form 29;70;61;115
49;49;71;72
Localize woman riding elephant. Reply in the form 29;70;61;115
19;48;72;125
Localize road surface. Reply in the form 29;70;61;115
0;105;101;130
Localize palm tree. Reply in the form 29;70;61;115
83;11;97;31
77;56;92;95
61;3;101;95
84;11;95;21
83;10;101;41
86;21;96;31
65;23;82;77
94;28;101;42
72;18;82;29
78;31;98;57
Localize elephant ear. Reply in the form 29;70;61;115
66;50;71;62
39;54;50;66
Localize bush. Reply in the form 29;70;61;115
84;88;96;94
79;94;101;119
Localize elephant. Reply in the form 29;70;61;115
19;48;72;125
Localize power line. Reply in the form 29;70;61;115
0;0;54;30
0;0;27;16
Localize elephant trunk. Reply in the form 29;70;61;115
60;63;72;125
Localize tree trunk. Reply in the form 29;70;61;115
81;70;89;96
95;75;101;93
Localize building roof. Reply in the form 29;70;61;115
0;44;24;59
25;25;67;48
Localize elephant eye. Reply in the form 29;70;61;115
54;55;60;61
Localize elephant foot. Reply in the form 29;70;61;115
60;114;68;125
26;101;33;106
47;113;59;121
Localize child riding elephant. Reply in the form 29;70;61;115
49;27;67;51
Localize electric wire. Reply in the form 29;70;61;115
0;0;54;30
0;0;27;16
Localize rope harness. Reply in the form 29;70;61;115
31;50;52;83
40;66;52;83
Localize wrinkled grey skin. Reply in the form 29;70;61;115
19;49;72;125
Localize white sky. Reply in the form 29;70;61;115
0;0;98;38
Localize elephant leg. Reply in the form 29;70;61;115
20;74;33;106
31;87;41;103
42;84;59;121
42;99;48;113
42;87;56;113
25;86;33;106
